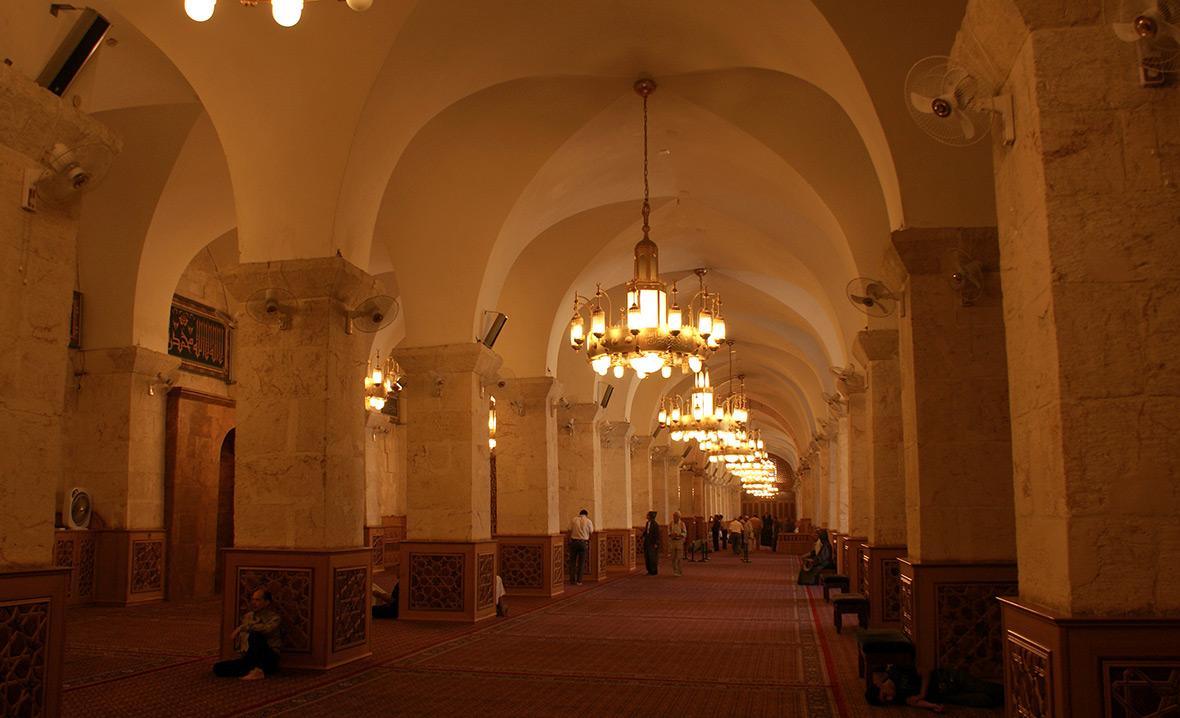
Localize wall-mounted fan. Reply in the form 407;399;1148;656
905;56;1014;147
64;487;92;529
347;295;399;333
821;391;846;408
245;287;298;330
944;249;984;306
21;141;116;211
1108;0;1180;84
846;278;902;318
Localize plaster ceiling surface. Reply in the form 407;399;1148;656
3;0;998;477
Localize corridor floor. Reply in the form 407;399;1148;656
62;551;1004;717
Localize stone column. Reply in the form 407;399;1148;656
222;257;377;665
839;377;870;589
690;470;707;540
493;377;563;597
798;466;815;526
0;65;116;717
629;435;653;527
854;330;907;629
649;446;671;523
815;435;832;529
557;402;606;581
958;5;1180;711
599;421;635;573
889;227;1015;676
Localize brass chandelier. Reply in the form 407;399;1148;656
364;351;401;411
568;79;725;380
657;342;747;443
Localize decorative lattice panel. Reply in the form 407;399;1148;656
0;600;49;718
332;567;368;651
476;553;496;609
1106;661;1180;718
882;559;902;622
131;540;164;593
371;536;384;568
604;535;625;567
408;554;465;612
1006;633;1050;718
936;582;1018;677
900;576;914;640
76;535;96;600
552;544;564;588
500;544;544;590
237;568;313;652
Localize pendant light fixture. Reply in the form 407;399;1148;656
568;79;725;380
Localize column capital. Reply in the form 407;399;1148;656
854;329;899;364
889;227;999;276
223;256;381;308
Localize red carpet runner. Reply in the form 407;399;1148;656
62;551;1002;717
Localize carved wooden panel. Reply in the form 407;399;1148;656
0;600;49;718
489;453;497;536
76;535;96;600
332;567;367;651
936;582;1017;676
597;536;607;573
882;559;903;622
900;575;914;640
500;544;543;590
551;544;564;588
860;553;870;596
54;537;74;599
131;540;164;593
604;535;625;567
1105;661;1180;718
408;553;464;612
237;568;313;653
476;553;496;609
371;535;384;569
1006;632;1051;718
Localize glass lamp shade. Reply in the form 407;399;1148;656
345;0;372;9
613;365;625;378
367;395;386;411
185;0;216;21
591;307;606;338
569;314;585;347
630;352;665;374
592;355;611;375
272;0;303;26
697;309;713;338
688;356;702;373
667;306;682;335
661;365;672;378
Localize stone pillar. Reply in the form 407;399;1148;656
889;227;1016;677
815;435;832;529
220;257;377;663
71;347;178;606
649;446;671;522
599;421;636;573
957;4;1180;711
629;435;653;527
798;466;815;525
854;330;907;629
557;402;606;582
839;378;869;589
391;342;501;620
0;65;116;716
493;377;564;597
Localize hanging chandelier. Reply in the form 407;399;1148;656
568;79;725;380
657;342;747;443
364;351;401;411
184;0;372;27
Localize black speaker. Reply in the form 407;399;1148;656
599;384;614;409
481;312;507;348
652;425;663;439
681;444;692;458
37;8;110;96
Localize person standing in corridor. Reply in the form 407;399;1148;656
668;511;687;576
568;509;593;585
642;511;662;575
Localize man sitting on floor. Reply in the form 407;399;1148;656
213;588;281;681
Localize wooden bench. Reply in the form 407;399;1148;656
819;573;849;602
831;593;869;633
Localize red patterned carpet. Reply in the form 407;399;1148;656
62;552;1003;717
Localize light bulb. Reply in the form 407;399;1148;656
613;365;624;378
272;0;303;27
688;356;702;373
661;365;671;378
345;0;372;9
185;0;216;21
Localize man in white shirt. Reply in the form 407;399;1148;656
668;511;687;576
728;517;744;555
568;509;593;585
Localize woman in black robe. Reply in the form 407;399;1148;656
710;515;722;552
796;528;835;584
642;511;661;575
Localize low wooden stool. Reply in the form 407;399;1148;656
854;628;915;692
819;573;850;602
831;593;869;634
